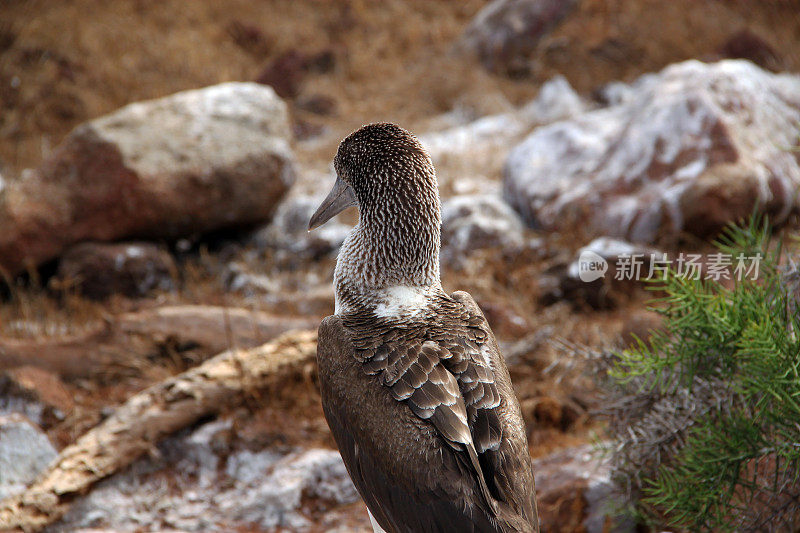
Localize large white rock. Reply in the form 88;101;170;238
504;60;800;243
0;82;295;275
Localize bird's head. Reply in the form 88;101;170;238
308;122;440;231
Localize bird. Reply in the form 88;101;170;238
308;122;539;533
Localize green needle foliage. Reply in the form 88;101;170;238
604;216;800;531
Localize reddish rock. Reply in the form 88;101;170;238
0;82;295;276
619;309;664;348
58;241;176;299
459;0;578;76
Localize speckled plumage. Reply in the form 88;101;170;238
312;123;539;533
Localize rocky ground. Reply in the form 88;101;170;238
1;1;800;532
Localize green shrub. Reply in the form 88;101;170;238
604;217;800;531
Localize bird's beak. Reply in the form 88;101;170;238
308;176;357;231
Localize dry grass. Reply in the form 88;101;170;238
0;270;107;338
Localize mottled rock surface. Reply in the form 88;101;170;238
0;82;295;275
48;419;359;532
504;60;800;243
0;414;57;501
251;192;351;260
441;194;528;260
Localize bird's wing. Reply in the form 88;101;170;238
317;315;502;533
449;291;540;529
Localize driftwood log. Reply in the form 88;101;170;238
0;329;318;532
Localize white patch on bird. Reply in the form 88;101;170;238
373;285;431;319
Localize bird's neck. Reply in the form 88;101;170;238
334;198;443;316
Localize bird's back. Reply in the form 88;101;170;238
316;290;538;533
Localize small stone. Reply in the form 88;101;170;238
256;50;308;98
0;414;58;500
296;94;337;116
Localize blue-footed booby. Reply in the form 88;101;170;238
309;123;539;533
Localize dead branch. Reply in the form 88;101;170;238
0;329;318;532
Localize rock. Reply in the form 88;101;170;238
504;60;800;243
226;20;272;57
0;366;74;428
251;192;352;261
57;242;175;299
441;194;526;256
420;76;585;195
0;82;295;276
619;309;664;348
533;445;634;533
51;416;359;532
459;0;578;76
0;414;58;500
293;118;328;141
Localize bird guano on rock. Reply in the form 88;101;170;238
309;122;539;533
